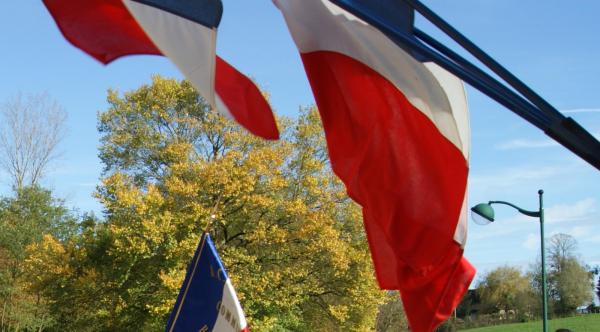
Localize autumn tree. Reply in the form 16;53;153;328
0;186;77;331
476;265;533;316
530;233;593;316
549;234;593;314
0;93;67;190
26;76;385;331
547;234;578;274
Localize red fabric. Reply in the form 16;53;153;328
216;57;279;140
42;0;279;140
301;51;475;332
43;0;161;64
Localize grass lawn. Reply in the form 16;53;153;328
461;314;600;332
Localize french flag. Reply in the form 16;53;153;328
166;233;248;332
274;1;475;331
43;0;279;140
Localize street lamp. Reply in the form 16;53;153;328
470;190;547;332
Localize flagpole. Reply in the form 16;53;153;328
166;194;222;330
330;0;550;128
412;28;550;126
203;193;222;235
403;0;600;171
403;0;562;120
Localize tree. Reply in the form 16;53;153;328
0;186;77;331
547;233;578;274
476;265;533;316
375;292;409;332
27;76;385;331
597;275;600;302
553;258;593;314
531;233;593;316
590;265;600;305
0;93;67;190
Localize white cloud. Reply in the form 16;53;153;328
549;225;594;239
523;233;539;250
478;198;598;249
545;198;596;224
469;224;522;240
470;165;566;188
495;138;559;150
562;108;600;114
588;235;600;244
492;107;599;151
567;226;593;238
494;133;599;151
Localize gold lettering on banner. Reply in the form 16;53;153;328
215;300;221;311
225;308;232;323
209;265;225;281
198;325;208;332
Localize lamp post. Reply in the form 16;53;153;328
470;190;547;332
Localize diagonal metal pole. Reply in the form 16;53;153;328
404;0;600;171
413;28;550;127
331;0;551;127
403;0;563;121
330;0;600;171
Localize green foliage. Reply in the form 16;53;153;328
0;186;77;331
26;76;386;331
553;257;593;314
530;233;593;316
476;266;534;315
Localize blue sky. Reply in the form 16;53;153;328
1;1;599;291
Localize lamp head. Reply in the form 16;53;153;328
471;203;495;225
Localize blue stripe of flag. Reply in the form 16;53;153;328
329;0;429;61
165;233;229;332
131;0;223;28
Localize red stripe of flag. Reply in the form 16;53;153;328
301;50;474;332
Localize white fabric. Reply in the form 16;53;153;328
424;63;470;160
215;95;234;120
273;0;470;156
123;0;217;107
453;192;469;247
274;0;471;245
213;279;247;331
424;64;470;245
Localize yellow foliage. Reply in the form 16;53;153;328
26;77;386;331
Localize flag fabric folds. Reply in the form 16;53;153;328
274;1;475;331
42;0;279;140
166;233;248;332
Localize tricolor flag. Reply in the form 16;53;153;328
274;1;475;331
43;0;279;140
166;233;248;332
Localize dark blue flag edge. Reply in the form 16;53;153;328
165;233;229;332
131;0;223;28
